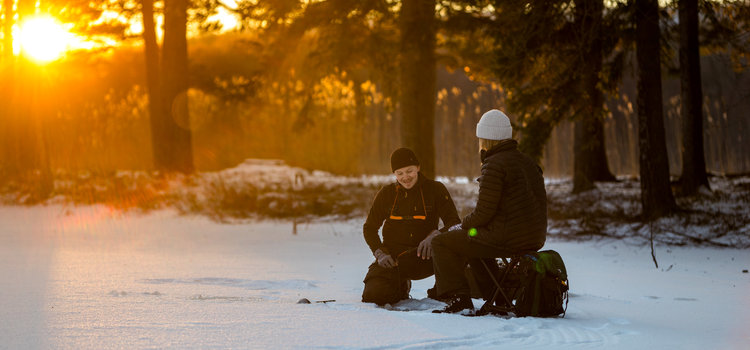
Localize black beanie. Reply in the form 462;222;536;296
390;148;419;172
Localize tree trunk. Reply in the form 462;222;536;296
2;0;12;60
572;0;616;194
2;0;26;178
573;120;595;192
518;116;555;166
160;0;194;173
399;0;436;179
1;0;14;180
141;0;165;171
677;0;709;196
635;0;676;219
3;1;52;199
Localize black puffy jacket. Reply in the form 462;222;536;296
461;140;547;252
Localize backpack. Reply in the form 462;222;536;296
514;250;569;317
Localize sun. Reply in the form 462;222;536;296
15;15;75;63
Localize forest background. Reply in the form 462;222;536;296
0;0;748;223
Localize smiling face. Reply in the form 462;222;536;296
394;165;420;189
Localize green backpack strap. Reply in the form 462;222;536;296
538;250;568;281
521;252;545;316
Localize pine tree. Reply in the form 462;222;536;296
676;0;709;196
400;0;437;179
634;0;677;219
157;0;195;173
140;0;167;173
442;0;617;189
572;0;617;193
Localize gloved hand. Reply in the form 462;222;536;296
374;248;397;268
417;230;441;259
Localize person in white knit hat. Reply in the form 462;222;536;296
431;109;548;314
475;109;514;141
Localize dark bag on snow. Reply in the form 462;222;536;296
515;250;569;317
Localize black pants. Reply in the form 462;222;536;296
361;249;433;306
432;229;513;298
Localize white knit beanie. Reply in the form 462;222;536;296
476;109;512;140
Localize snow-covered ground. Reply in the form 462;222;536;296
1;205;748;349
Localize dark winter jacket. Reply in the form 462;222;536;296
364;173;460;256
461;139;547;252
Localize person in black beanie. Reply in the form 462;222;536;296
361;147;461;306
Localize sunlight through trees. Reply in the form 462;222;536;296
0;0;748;219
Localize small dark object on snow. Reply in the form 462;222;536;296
297;298;336;304
743;269;748;273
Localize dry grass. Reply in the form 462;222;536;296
2;171;748;248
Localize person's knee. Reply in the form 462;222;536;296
361;288;387;305
432;232;458;257
362;288;398;306
432;232;449;250
362;278;400;305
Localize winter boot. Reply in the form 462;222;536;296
427;286;438;299
427;285;450;302
432;294;474;314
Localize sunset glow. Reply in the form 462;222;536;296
15;15;76;62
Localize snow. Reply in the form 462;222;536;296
1;204;748;349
